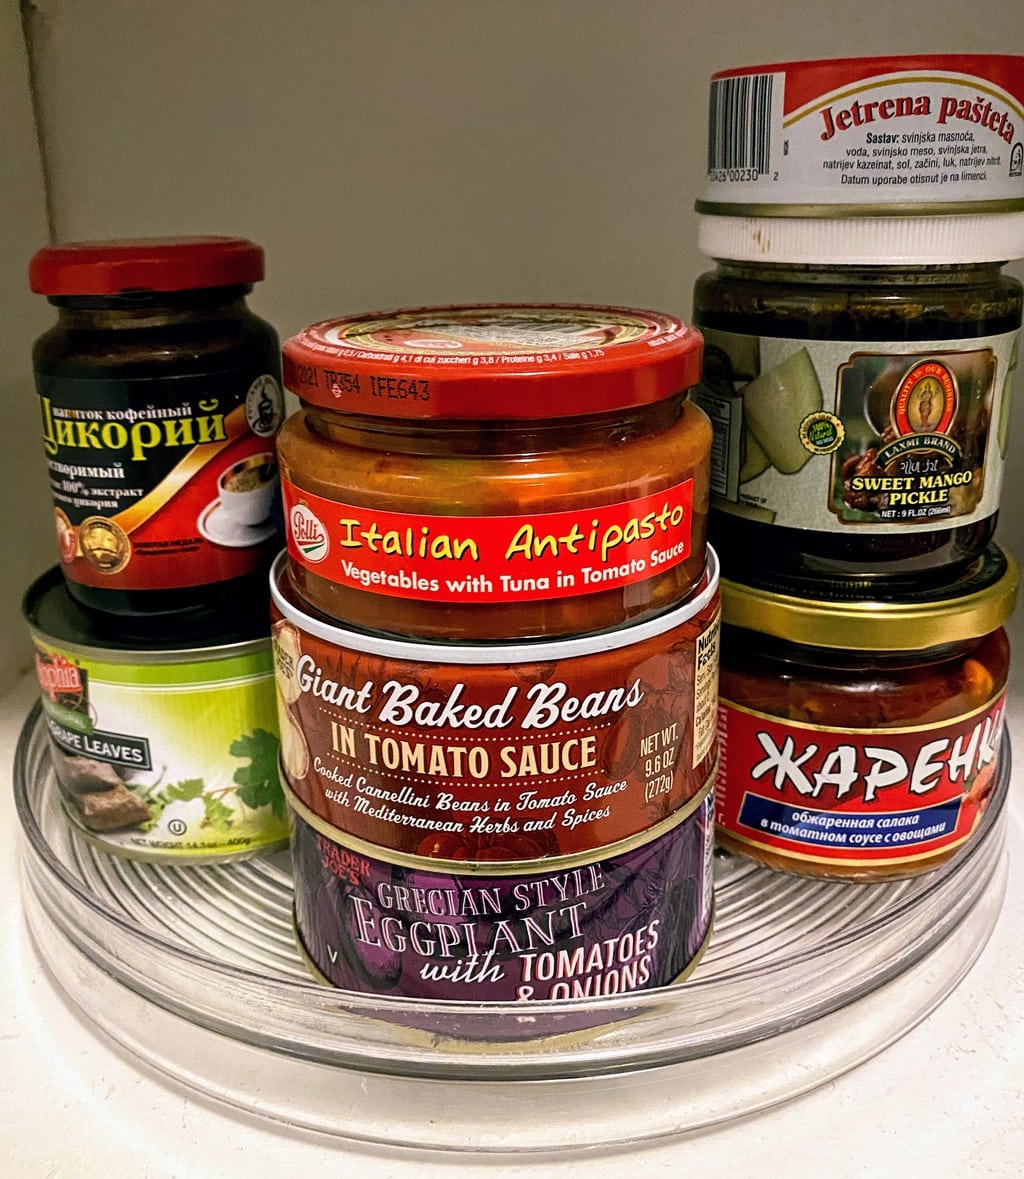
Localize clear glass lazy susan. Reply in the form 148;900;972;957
14;705;1010;1154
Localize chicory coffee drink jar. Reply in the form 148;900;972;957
692;55;1024;583
278;304;710;641
29;236;285;619
715;544;1016;880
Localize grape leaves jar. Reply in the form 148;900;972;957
691;54;1024;586
278;304;710;641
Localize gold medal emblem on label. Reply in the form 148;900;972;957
78;516;131;574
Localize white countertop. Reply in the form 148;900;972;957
2;665;1022;1179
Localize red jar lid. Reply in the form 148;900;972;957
29;236;265;295
282;304;703;419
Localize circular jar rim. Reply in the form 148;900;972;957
281;303;703;419
271;548;720;664
23;567;273;663
720;544;1017;651
709;52;1024;87
28;236;265;295
696;210;1024;265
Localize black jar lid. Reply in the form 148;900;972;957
721;544;1018;651
23;566;272;655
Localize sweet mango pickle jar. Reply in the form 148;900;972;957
692;54;1024;583
715;544;1017;880
278;304;711;641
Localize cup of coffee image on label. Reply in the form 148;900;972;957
290;789;714;1006
25;572;288;862
270;551;721;865
201;449;280;543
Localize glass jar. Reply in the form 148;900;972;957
691;53;1024;586
278;304;711;641
29;236;285;621
714;544;1016;880
693;261;1021;582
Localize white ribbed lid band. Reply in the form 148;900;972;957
697;212;1024;265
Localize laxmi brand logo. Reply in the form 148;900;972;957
892;360;957;438
290;503;329;562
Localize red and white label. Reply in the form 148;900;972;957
702;57;1024;207
282;477;694;604
715;692;1005;866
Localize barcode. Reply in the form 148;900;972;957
707;73;774;175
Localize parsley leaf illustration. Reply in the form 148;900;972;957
230;729;285;818
166;778;205;802
203;794;235;830
140;778;205;830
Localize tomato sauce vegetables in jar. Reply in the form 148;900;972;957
715;545;1016;880
278;304;710;641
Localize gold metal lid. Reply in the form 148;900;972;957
721;545;1018;652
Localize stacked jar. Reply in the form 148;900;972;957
691;55;1023;879
24;237;290;861
270;303;722;1002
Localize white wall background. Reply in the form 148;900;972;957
4;0;1024;688
2;0;53;687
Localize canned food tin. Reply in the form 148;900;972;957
290;788;714;1003
24;567;289;862
696;54;1024;226
270;551;721;864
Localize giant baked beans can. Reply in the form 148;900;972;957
270;551;721;865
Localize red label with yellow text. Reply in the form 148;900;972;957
282;477;694;604
715;693;1005;866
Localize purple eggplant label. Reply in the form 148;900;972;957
291;793;713;1003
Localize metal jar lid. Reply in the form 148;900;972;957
282;303;703;419
720;544;1018;651
29;236;265;295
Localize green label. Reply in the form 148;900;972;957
33;637;288;859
